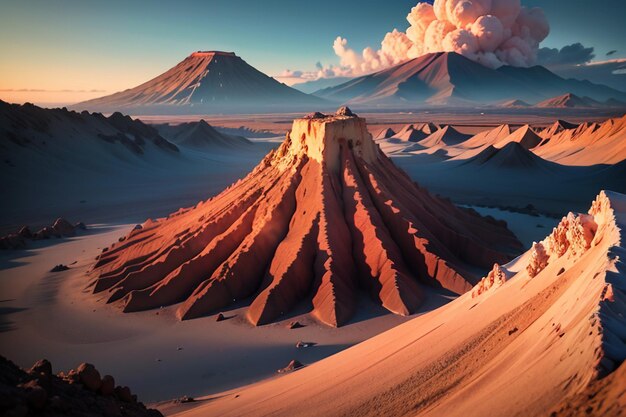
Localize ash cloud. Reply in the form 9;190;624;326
334;0;550;75
537;43;595;67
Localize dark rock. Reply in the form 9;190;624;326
76;363;101;392
18;226;32;238
22;380;47;410
216;313;226;322
50;264;69;272
288;321;304;329
115;385;134;403
175;396;195;403
277;359;304;373
52;218;76;236
29;359;52;376
0;233;26;250
100;375;115;396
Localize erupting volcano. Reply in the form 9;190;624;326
89;108;521;326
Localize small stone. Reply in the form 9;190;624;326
288;321;304;329
216;313;226;322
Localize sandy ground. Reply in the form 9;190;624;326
0;203;552;405
163;191;624;417
1;111;622;413
136;108;625;134
0;223;431;403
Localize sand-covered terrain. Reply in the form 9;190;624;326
163;190;626;417
1;104;624;415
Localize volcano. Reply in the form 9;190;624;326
89;108;521;327
75;51;326;114
314;52;626;106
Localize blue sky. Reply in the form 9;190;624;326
1;0;624;103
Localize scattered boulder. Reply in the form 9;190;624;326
29;359;52;376
1;218;87;250
50;264;69;272
216;313;226;322
99;375;115;396
34;226;60;239
76;363;101;392
288;321;304;329
114;386;133;403
0;233;26;250
174;396;195;404
0;356;162;416
277;360;304;374
22;381;47;410
52;218;76;236
295;341;315;348
18;226;32;238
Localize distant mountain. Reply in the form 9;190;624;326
499;99;531;108
314;52;626;107
292;77;353;94
535;93;626;109
0;100;178;156
536;93;594;108
75;51;327;114
155;120;252;150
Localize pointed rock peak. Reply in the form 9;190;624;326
336;106;356;117
303;111;327;119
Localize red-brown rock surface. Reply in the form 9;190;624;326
89;109;521;326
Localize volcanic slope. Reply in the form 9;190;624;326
75;51;325;114
88;108;521;327
314;52;626;106
171;190;626;417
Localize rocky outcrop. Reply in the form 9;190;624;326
472;264;508;297
89;108;521;327
0;218;87;250
527;210;599;278
0;356;162;417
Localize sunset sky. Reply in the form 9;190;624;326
1;0;624;105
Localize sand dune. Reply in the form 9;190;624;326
171;190;626;417
533;114;626;165
88;108;521;327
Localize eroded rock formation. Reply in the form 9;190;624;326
89;108;521;326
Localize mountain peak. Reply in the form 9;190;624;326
189;50;236;58
74;51;325;114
